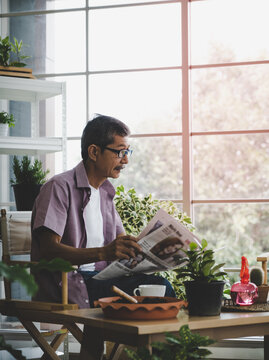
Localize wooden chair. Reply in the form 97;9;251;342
0;209;84;360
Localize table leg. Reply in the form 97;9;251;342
264;335;269;360
79;325;104;360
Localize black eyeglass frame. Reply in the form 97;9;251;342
104;146;133;158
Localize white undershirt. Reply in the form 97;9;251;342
79;185;104;271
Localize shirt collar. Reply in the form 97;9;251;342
74;161;115;197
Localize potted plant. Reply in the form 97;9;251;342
124;324;215;360
0;35;33;78
0;110;15;136
250;265;269;303
174;239;227;316
10;155;49;211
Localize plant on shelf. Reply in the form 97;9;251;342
173;239;227;316
0;111;15;127
0;110;15;136
125;324;215;360
10;155;49;211
0;35;30;68
10;37;30;67
0;36;11;67
11;155;49;185
114;185;194;298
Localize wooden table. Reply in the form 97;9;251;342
53;308;269;360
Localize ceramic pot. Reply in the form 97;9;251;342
97;296;188;320
184;280;225;316
12;183;42;211
0;123;8;136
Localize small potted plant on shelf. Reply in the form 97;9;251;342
0;35;33;78
0;110;15;136
10;155;49;211
173;239;227;316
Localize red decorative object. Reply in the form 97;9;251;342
240;256;250;284
97;296;187;320
231;256;258;306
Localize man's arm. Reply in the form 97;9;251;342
36;227;142;266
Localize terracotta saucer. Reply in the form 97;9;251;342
97;296;188;320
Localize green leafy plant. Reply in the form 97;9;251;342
0;111;15;127
0;36;29;67
114;185;194;298
174;239;227;283
10;156;49;185
0;258;74;297
10;37;30;67
125;324;215;360
114;185;194;236
0;258;74;359
0;36;11;66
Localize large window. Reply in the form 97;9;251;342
1;0;269;269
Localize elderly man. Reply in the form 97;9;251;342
31;114;175;310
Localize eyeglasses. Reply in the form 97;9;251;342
104;147;133;158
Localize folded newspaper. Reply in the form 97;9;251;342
93;209;201;280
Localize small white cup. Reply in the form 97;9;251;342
133;284;166;297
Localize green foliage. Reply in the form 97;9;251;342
174;239;227;283
114;185;194;237
0;36;11;66
0;258;74;358
125;324;215;360
114;185;194;297
10;156;49;185
0;262;38;296
0;111;15;127
0;36;29;67
0;258;75;296
31;258;75;274
10;37;30;67
250;266;264;286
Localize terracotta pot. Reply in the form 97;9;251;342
256;285;269;303
97;296;187;320
184;280;225;316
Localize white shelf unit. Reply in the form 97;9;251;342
0;76;67;208
0;136;63;155
0;75;66;163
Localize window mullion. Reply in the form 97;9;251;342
181;0;193;218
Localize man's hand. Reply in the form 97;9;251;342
102;235;142;261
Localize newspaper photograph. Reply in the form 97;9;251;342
93;209;201;280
